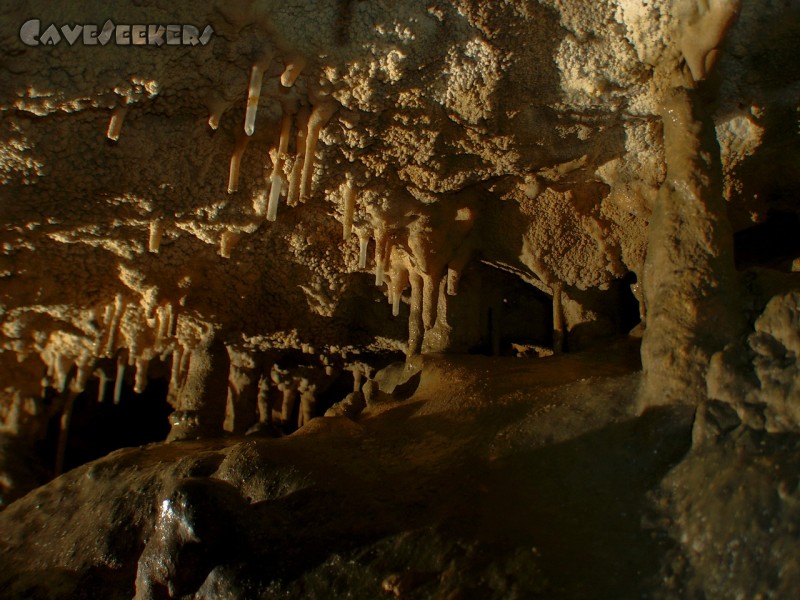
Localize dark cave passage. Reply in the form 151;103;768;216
734;211;800;270
38;372;173;475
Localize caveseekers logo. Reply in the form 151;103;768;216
20;19;214;47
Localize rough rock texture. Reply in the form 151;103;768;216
0;0;799;597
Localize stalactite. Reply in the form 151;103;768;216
389;259;410;318
357;229;370;269
169;346;183;404
167;305;177;338
134;358;149;394
227;134;250;194
300;102;337;200
104;295;125;358
113;351;127;405
208;111;222;130
106;105;128;142
446;246;472;296
94;368;109;403
280;57;307;87
219;230;240;259
244;64;264;136
422;271;443;330
54;354;71;394
267;113;293;222
155;305;170;348
148;220;164;254
552;282;564;354
342;181;356;240
178;348;191;388
374;227;388;286
287;107;310;207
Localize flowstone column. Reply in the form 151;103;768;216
639;85;742;409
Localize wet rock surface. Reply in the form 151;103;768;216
0;344;699;599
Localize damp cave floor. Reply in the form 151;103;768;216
0;337;694;599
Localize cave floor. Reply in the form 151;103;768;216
0;337;694;599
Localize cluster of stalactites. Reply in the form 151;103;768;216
224;347;376;434
36;295;197;408
224;55;336;225
341;184;478;355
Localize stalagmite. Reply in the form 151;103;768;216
280;57;307;87
148;220;164;254
287;108;309;207
300;102;337;200
342;181;356;240
357;229;370;269
113;351;126;405
552;282;564;354
106;105;128;142
227;134;250;194
134;358;149;394
267;113;293;222
244;64;264;137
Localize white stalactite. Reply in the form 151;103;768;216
267;113;293;222
227;135;250;194
244;64;264;136
95;368;109;403
357;229;370;269
114;352;126;405
287;108;309;207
